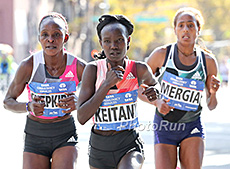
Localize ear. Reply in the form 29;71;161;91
174;27;176;34
64;34;69;43
127;36;131;43
197;26;201;35
99;39;102;47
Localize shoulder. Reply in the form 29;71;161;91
67;52;87;67
77;57;87;70
202;50;218;75
20;55;33;69
135;60;151;74
146;44;172;72
81;61;98;81
87;60;97;67
202;50;218;66
135;60;148;68
147;44;170;59
15;55;33;82
85;60;97;71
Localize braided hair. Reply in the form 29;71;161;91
38;12;69;34
94;14;134;59
97;14;133;40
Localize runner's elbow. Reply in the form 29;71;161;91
3;99;9;110
208;102;217;111
77;112;87;125
208;105;217;111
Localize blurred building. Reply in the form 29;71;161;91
0;0;14;47
0;0;51;63
0;0;95;63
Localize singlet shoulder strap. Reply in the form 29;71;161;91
66;52;76;65
95;59;107;91
162;44;172;67
28;51;44;83
201;50;207;77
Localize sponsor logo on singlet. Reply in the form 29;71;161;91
29;81;76;117
126;72;135;79
191;71;202;80
94;89;139;131
161;71;205;111
65;70;74;78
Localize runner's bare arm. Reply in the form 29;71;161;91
139;46;174;114
3;57;33;113
136;61;159;102
146;46;167;74
77;63;121;125
205;54;220;110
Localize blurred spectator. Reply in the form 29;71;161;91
219;58;229;87
0;52;9;74
0;44;17;92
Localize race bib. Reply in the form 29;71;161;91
29;81;76;117
161;71;205;111
94;90;139;131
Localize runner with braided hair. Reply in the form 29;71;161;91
77;14;159;169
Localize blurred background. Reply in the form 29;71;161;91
1;0;230;63
0;0;230;168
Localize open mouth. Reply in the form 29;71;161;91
46;46;57;49
110;51;120;56
182;35;190;40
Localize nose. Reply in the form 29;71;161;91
111;41;118;49
47;36;54;43
183;25;189;32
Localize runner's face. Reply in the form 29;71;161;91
99;23;129;64
39;17;67;56
174;12;200;45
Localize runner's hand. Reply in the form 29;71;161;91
57;92;78;114
30;96;45;116
210;75;220;94
140;84;159;102
104;63;125;87
156;99;174;115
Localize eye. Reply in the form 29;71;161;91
55;32;61;37
41;32;48;37
103;40;110;43
178;24;183;28
118;38;124;42
188;24;194;28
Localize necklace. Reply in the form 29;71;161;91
177;46;195;57
45;58;66;76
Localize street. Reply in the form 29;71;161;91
0;87;230;168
